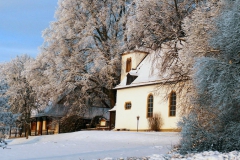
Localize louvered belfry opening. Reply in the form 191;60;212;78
126;57;132;72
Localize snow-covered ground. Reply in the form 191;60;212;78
164;151;240;160
0;131;179;160
2;131;239;160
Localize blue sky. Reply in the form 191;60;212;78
0;0;58;63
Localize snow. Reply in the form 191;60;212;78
1;130;240;160
164;150;240;160
0;131;179;160
115;52;163;89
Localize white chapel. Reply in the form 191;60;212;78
110;50;181;131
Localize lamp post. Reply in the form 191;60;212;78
137;116;140;132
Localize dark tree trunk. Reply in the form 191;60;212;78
25;123;29;139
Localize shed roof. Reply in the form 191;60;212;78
31;104;68;118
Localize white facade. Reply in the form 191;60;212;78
113;51;181;131
120;51;148;81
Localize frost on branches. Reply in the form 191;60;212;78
129;0;215;79
0;71;17;147
2;55;38;139
29;0;135;116
0;74;9;113
179;0;240;153
126;0;219;104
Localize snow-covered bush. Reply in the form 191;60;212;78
179;0;240;153
0;103;17;141
0;137;7;149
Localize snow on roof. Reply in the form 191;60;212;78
109;105;117;111
121;50;148;55
31;104;68;118
83;106;109;120
32;105;109;120
115;52;162;89
128;70;138;76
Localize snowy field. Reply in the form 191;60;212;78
2;131;239;160
0;131;180;160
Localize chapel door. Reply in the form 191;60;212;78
109;111;116;130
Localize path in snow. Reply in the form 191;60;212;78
0;131;180;160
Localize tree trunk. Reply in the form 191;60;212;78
25;123;29;139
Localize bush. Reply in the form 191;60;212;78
60;115;85;133
147;113;163;131
0;127;9;149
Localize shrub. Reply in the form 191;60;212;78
147;113;163;131
60;115;85;133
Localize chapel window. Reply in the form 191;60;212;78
125;102;132;110
169;91;176;117
147;94;153;117
126;58;132;72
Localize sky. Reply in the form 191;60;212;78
0;0;59;63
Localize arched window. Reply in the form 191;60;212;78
126;57;132;72
169;91;176;117
147;94;153;117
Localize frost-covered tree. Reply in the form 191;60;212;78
173;0;220;113
179;0;240;153
128;0;218;80
130;0;192;49
31;0;134;115
0;73;9;112
124;0;220;104
0;109;16;148
0;112;16;138
2;55;38;139
0;72;16;140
